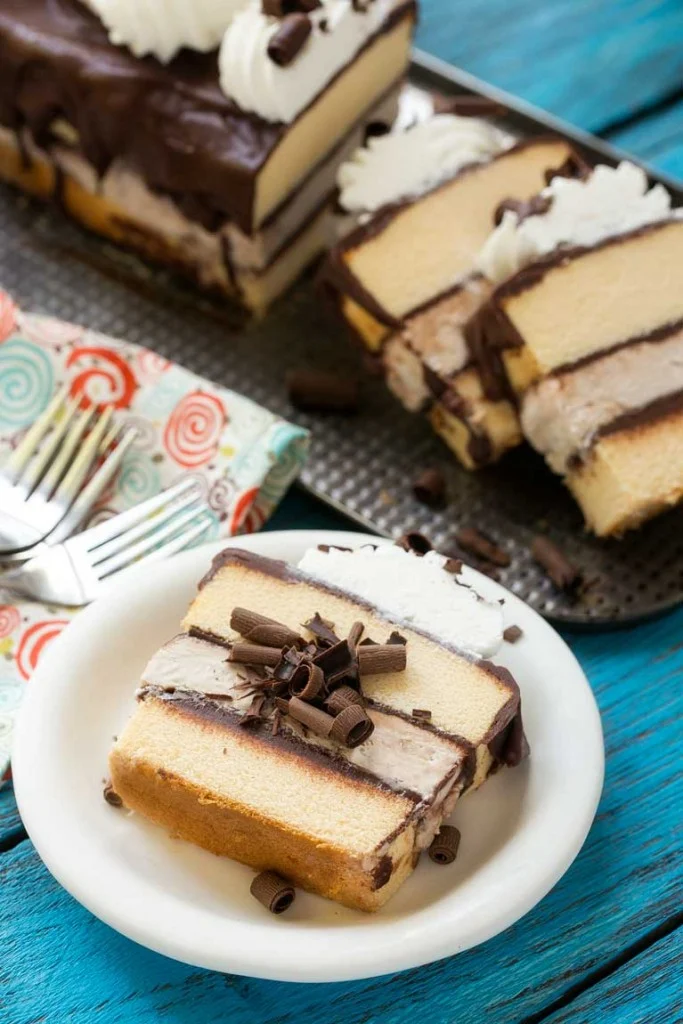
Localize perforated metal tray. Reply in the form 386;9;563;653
1;54;681;627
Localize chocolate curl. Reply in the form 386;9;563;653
103;782;122;808
387;631;407;646
428;826;461;865
455;527;510;567
289;662;325;702
250;871;296;914
413;468;446;507
531;536;581;591
347;621;365;649
325;685;364;716
286;695;335;738
313;637;356;688
433;93;508;119
267;13;312;67
239;694;266;726
262;0;320;14
330;705;374;748
358;644;406;676
302;612;340;648
228;643;282;667
286;369;360;414
395;532;432;556
230;607;303;648
503;625;523;644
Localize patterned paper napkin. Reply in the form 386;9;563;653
0;289;310;776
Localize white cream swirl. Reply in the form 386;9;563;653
219;0;395;124
477;161;678;285
337;114;512;213
298;544;504;658
84;0;248;63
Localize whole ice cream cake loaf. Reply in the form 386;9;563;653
0;0;416;312
109;542;528;912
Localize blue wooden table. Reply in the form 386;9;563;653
3;3;683;1021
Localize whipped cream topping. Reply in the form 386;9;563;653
298;544;503;657
219;0;395;124
337;114;512;213
142;633;466;799
84;0;247;62
478;161;678;285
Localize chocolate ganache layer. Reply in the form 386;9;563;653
0;0;414;235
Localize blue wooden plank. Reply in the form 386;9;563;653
0;784;23;851
2;605;682;1024
416;0;683;135
608;100;683;180
543;926;683;1024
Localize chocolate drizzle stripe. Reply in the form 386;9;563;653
579;387;683;453
0;0;416;236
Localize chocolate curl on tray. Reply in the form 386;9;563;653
230;607;303;648
455;527;510;567
531;536;581;591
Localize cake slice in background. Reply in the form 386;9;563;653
469;162;683;535
323;112;578;467
0;0;416;313
110;543;527;912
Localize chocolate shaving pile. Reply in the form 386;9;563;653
226;606;409;748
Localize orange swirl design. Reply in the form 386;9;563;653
66;346;137;409
16;619;69;681
163;390;227;469
0;605;20;639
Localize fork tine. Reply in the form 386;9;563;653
76;478;201;551
50;405;114;507
94;507;211;577
46;426;138;545
33;403;96;499
3;384;70;484
88;488;203;565
15;395;81;496
117;515;214;574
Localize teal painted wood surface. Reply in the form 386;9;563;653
609;101;683;179
416;0;683;135
4;2;683;1022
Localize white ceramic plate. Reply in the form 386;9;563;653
13;530;604;982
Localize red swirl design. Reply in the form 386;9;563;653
0;291;17;342
135;349;171;383
163;390;227;469
66;346;137;409
230;486;264;534
0;605;21;639
16;619;69;681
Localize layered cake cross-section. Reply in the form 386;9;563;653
324;111;578;467
110;543;527;912
0;0;416;312
469;161;683;535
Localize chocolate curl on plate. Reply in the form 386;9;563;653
428;825;461;865
250;871;296;914
267;13;312;67
228;643;282;668
302;612;340;648
286;695;335;738
358;643;406;675
325;685;364;716
395;531;433;556
455;527;510;567
531;536;581;591
330;704;374;748
239;694;266;726
231;607;303;648
289;662;325;702
103;782;123;808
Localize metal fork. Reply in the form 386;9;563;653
0;480;213;606
0;385;137;554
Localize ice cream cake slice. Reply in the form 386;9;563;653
470;162;683;534
110;543;527;912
